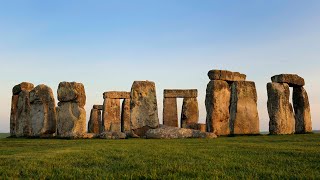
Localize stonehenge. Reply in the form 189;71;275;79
267;74;312;134
88;105;102;134
205;70;260;136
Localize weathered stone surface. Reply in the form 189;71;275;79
163;98;178;127
99;131;127;139
271;74;305;87
230;81;260;135
15;90;32;137
93;105;103;110
12;82;34;95
29;85;57;137
293;87;312;133
208;70;246;82
57;82;86;108
205;80;231;136
164;89;198;98
181;98;199;128
267;82;295;135
145;126;217;139
10;95;19;136
88;109;102;134
121;99;131;132
187;123;206;132
56;102;86;138
130;81;159;136
103;91;130;99
102;98;121;132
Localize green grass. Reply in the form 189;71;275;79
0;134;319;179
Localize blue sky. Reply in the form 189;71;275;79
0;0;319;132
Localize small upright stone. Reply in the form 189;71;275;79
267;82;295;135
181;98;199;128
88;108;102;134
15;90;32;137
293;87;312;133
10;95;19;136
102;98;121;132
163;98;178;127
271;74;305;87
121;99;131;132
130;81;159;136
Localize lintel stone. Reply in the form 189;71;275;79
164;89;198;98
103;91;130;99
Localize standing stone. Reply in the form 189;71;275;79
29;85;57;137
102;98;121;132
12;82;35;95
205;80;231;136
267;82;295;135
57;82;86;138
15;90;32;137
10;95;19;136
130;81;159;136
121;99;131;132
181;98;199;128
163;98;178;127
88;108;102;134
230;81;259;135
293;87;312;133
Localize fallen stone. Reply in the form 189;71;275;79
267;82;295;135
57;82;86;108
271;74;305;87
12;82;34;95
121;99;131;132
230;81;260;135
181;98;199;128
29;84;57;137
130;81;159;136
99;131;127;139
93;105;103;110
102;98;121;132
15;90;32;137
145;126;217;139
103;91;130;99
208;70;246;82
293;87;312;133
205;80;231;136
88;108;102;134
164;89;198;98
163;98;178;127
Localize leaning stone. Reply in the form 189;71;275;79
208;70;246;82
130;81;159;136
293;87;312;133
163;98;178;127
29;85;57;137
15;90;32;137
267;82;295;135
164;89;198;98
88;108;102;134
102;98;121;132
205;80;231;136
57;82;86;108
10;95;19;136
145;126;217;139
93;105;103;110
56;102;86;138
181;98;199;128
12;82;34;95
103;91;130;99
121;99;131;132
99;131;127;139
230;81;260;135
271;74;305;87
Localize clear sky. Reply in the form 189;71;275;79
0;0;319;132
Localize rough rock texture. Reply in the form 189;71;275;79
29;85;57;137
130;81;159;136
271;74;305;87
93;105;103;110
163;98;178;127
121;99;131;132
88;108;102;134
208;70;246;82
15;90;32;137
205;80;231;136
187;123;206;132
230;81;260;135
145;126;217;139
57;82;86;108
102;98;121;132
164;89;198;98
267;82;295;135
103;91;130;99
99;131;126;139
57;102;86;137
12;82;34;95
293;87;312;133
181;98;199;128
10;95;19;136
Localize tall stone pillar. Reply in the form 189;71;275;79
88;105;102;134
163;97;178;127
103;98;121;132
181;98;199;128
293;87;312;133
121;98;131;132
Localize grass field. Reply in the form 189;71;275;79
0;133;319;179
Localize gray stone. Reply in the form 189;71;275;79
205;80;231;136
164;89;198;98
145;126;217;139
99;131;127;139
15;90;32;137
12;82;34;95
130;81;159;136
88;108;102;134
29;84;57;137
230;81;260;135
57;82;86;108
293;87;312;133
163;98;178;127
102;98;121;132
10;95;19;136
103;91;130;99
121;99;131;132
208;70;246;82
271;74;305;87
267;82;295;135
181;98;199;128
